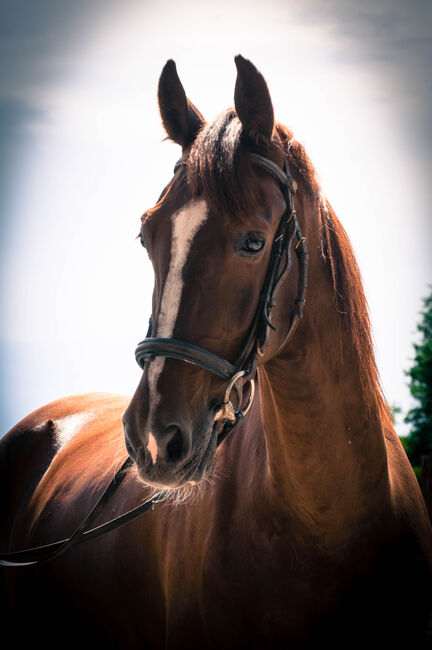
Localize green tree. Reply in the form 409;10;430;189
404;289;432;472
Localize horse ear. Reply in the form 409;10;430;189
158;60;205;150
234;55;274;147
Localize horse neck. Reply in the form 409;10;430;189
256;195;390;540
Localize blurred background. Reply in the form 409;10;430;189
1;0;431;436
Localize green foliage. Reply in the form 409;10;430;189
404;289;432;467
390;404;401;424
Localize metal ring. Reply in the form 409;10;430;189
214;371;256;423
223;372;255;418
222;370;247;405
240;378;255;417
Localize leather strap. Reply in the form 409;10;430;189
0;458;170;567
249;153;297;193
135;338;237;382
137;154;306;383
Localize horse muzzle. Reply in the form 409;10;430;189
122;407;220;488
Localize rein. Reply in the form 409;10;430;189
0;152;308;568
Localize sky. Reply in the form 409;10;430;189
0;0;431;436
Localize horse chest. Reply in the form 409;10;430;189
160;521;336;648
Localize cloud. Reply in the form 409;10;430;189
288;0;432;159
289;0;432;92
0;99;49;236
0;0;129;103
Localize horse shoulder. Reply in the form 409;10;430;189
0;393;130;550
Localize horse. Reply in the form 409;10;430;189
1;56;431;650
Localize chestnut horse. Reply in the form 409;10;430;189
1;56;431;649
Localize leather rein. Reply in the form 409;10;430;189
0;152;308;567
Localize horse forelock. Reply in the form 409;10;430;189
186;112;319;220
186;110;265;220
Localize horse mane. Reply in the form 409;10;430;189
186;111;389;420
318;193;389;417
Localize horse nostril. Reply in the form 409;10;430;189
165;425;184;463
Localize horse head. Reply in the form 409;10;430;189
122;56;305;488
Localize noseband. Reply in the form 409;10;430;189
135;152;309;443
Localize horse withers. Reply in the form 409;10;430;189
1;56;431;649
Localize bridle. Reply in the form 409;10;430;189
135;151;308;443
0;151;308;567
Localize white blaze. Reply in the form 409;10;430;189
147;431;158;465
147;199;208;422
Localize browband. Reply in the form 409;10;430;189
249;153;297;193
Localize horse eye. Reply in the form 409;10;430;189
242;236;266;253
138;232;147;249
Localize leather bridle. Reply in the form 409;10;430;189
135;152;308;443
0;151;308;567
